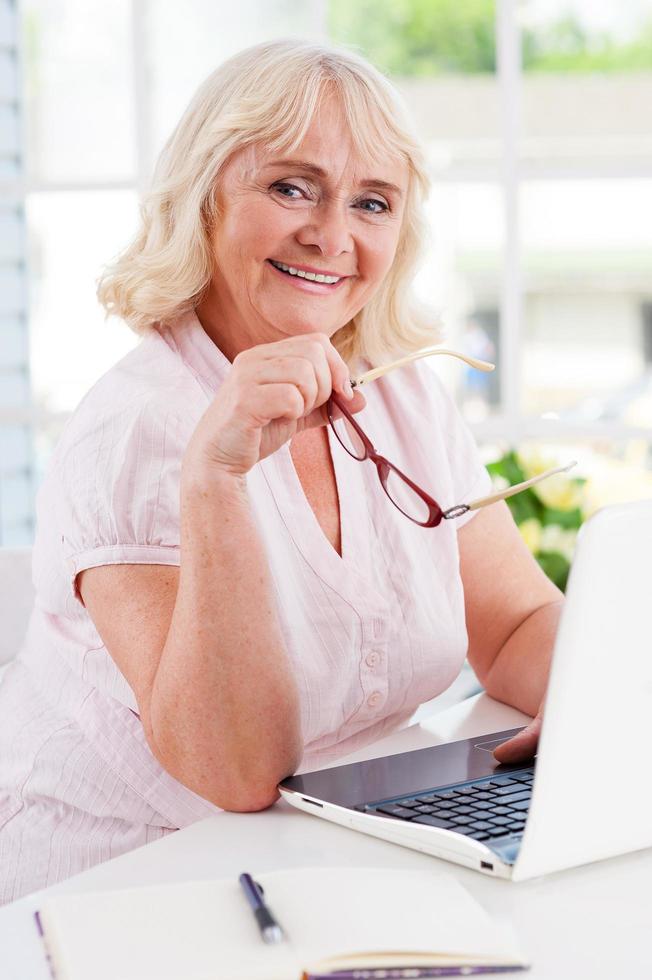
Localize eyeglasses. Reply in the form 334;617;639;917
326;347;576;528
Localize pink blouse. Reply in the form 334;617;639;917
0;311;490;903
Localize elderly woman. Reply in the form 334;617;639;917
0;39;561;903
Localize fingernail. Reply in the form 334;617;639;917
342;378;354;400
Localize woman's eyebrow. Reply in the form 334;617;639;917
265;158;404;197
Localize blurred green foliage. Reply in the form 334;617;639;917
328;0;652;75
522;14;652;72
486;450;587;592
329;0;497;75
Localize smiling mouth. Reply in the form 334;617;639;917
268;259;344;285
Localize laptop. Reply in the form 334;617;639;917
279;501;652;880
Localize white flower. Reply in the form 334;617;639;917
490;474;510;493
539;525;578;563
519;518;543;554
533;474;584;512
516;447;584;512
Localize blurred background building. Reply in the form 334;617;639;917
1;0;652;545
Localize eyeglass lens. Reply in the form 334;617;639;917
382;468;433;524
329;399;435;525
328;403;367;461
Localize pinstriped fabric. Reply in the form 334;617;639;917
0;312;490;904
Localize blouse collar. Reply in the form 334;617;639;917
158;308;232;396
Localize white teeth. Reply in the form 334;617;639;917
271;260;340;284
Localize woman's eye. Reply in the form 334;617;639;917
272;182;304;199
271;183;389;213
357;198;389;214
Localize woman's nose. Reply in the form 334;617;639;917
295;202;354;257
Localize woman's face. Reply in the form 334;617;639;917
200;95;409;355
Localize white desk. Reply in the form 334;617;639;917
2;694;651;978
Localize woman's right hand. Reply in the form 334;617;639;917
184;333;366;479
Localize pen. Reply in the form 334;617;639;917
302;965;528;979
238;872;286;944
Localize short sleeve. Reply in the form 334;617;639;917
56;396;194;602
418;363;492;529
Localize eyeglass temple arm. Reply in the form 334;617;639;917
450;462;578;517
351;347;495;387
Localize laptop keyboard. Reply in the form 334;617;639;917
361;767;534;843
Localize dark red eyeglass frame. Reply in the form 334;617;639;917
326;392;469;528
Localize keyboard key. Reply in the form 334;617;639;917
509;821;526;831
496;790;532;806
466;830;490;841
510;799;531;811
431;800;457;810
415;804;436;814
412;815;457;829
486;826;511;837
492;784;527;796
488;816;513;826
472;791;494;801
432;790;457;799
490;806;513;816
455;786;479;795
415;795;441;804
469;800;495;811
469;820;494;831
376;805;415;819
487;776;521;786
449;814;475;825
451;805;475;815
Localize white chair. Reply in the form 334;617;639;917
0;547;34;683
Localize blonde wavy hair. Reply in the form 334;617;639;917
97;38;441;367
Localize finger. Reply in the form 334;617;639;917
241;358;320;417
291;334;352;402
258;334;352;402
300;346;333;410
492;718;541;765
326;388;367;421
320;340;354;401
246;382;308;426
301;388;367;432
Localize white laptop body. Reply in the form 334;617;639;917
279;501;652;880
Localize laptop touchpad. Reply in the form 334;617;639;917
473;736;511;752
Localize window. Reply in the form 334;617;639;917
15;0;328;517
0;0;32;545
332;0;652;515
4;0;651;545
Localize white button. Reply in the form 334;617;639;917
365;651;380;668
367;691;382;708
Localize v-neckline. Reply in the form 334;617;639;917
288;427;343;558
284;426;356;566
258;426;382;602
161;313;385;602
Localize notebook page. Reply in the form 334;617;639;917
38;867;522;980
40;879;299;980
258;868;518;967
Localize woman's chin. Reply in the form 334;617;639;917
273;318;344;340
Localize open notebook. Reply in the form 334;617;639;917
35;867;527;980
